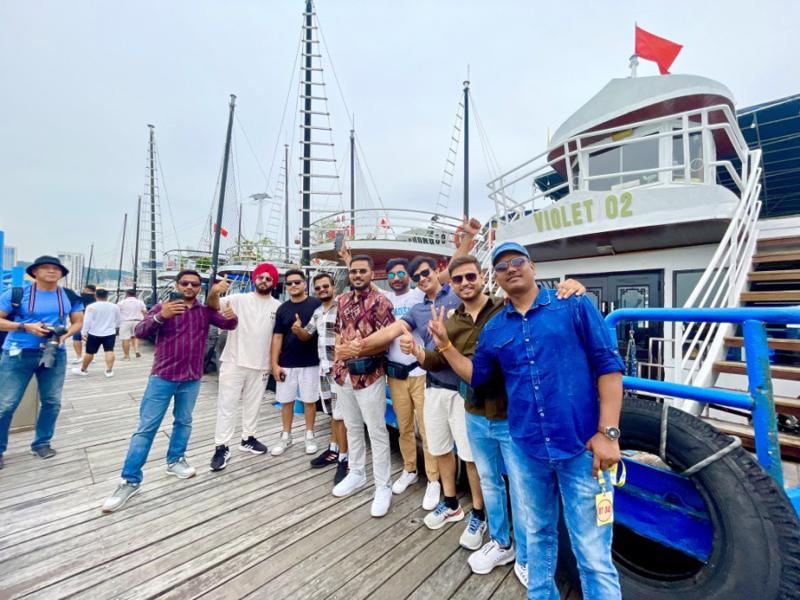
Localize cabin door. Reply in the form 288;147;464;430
565;270;664;366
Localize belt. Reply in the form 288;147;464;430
426;375;458;391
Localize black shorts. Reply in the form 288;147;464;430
86;334;116;354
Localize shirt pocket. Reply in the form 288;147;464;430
492;336;520;367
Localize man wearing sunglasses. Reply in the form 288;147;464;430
401;254;584;587
102;269;237;512
270;269;322;456
427;242;625;600
294;272;350;485
209;263;282;472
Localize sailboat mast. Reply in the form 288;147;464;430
284;143;290;262
133;195;141;294
209;94;237;288
350;128;355;237
463;80;470;217
148;124;158;303
85;243;94;287
116;213;127;298
301;0;313;266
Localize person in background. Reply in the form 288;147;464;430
73;288;121;378
270;269;322;457
101;270;236;513
118;289;146;359
0;256;84;468
72;284;96;364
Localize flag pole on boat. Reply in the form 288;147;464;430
115;212;127;299
209;94;237;291
463;77;470;217
133;195;141;295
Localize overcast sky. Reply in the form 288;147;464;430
2;0;798;268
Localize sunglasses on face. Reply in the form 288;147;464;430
177;280;201;287
255;275;273;282
349;268;368;276
411;268;432;283
314;284;331;292
387;271;407;280
451;272;479;285
494;256;528;273
286;280;304;286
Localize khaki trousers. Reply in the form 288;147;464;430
388;374;439;482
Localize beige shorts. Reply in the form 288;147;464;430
423;385;473;462
275;366;320;405
119;320;140;341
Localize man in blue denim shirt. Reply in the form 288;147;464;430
430;241;625;600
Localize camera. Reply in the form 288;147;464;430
40;324;68;368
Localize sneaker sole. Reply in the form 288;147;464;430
424;510;465;530
270;447;289;457
238;446;267;455
460;535;487;551
165;468;196;479
469;553;515;575
102;486;140;513
310;459;338;469
210;456;229;471
31;449;56;459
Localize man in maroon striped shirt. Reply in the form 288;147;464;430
101;270;238;513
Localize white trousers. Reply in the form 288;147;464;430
335;376;390;489
215;361;268;446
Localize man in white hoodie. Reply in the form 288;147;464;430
210;263;282;471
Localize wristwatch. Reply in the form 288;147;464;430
600;426;621;441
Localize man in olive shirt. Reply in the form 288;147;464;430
402;255;585;586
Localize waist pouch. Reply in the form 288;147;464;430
346;354;385;376
386;360;419;380
427;374;458;392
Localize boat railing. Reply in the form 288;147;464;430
307;208;471;250
486;103;751;221
223;244;303;266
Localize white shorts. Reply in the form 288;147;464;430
423;386;473;462
119;321;140;341
275;366;320;405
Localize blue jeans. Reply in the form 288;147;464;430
465;413;527;565
515;447;621;600
0;349;66;454
121;375;201;484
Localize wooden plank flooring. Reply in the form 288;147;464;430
0;345;523;599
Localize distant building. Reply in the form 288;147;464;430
57;252;85;289
2;246;17;270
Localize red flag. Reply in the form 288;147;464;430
635;25;682;75
379;216;390;229
213;223;229;237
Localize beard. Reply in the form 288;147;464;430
255;285;272;296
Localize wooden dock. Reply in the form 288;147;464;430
0;345;525;599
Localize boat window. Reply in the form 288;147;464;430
672;132;704;183
586;133;659;191
621;136;660;186
587;146;622;191
673;269;704;307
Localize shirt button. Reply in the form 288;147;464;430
539;411;544;417
525;338;529;342
534;385;539;390
545;436;550;442
529;360;534;364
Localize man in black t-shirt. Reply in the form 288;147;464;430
270;269;322;456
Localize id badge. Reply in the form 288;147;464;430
595;472;614;526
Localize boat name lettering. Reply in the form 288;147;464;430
533;192;633;233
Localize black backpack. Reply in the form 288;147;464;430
0;286;24;347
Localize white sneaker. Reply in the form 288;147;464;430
468;540;516;574
371;485;392;517
270;432;292;456
459;511;488;550
332;472;367;498
105;370;114;378
72;367;88;376
422;480;441;510
71;358;80;365
304;430;318;455
391;470;419;494
424;500;464;530
514;561;528;587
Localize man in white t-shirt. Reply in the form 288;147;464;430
382;258;442;509
117;289;147;359
210;263;282;471
73;288;121;378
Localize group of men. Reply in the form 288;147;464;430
0;223;626;598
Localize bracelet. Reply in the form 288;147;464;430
18;322;26;332
436;341;452;353
153;314;164;325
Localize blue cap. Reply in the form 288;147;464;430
491;241;530;265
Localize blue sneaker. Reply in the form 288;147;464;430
459;511;488;549
423;500;464;530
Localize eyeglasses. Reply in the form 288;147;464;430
349;268;369;276
286;280;304;286
494;256;528;273
255;275;273;282
314;284;331;291
411;268;432;282
451;272;479;285
387;271;406;280
177;280;201;287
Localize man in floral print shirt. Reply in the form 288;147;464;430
332;254;395;517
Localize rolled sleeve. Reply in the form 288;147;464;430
575;296;624;376
135;304;163;338
401;310;418;332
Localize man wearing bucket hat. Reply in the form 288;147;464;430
210;262;282;471
0;256;85;468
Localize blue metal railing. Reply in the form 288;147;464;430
606;306;800;488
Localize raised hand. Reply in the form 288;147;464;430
211;274;231;296
556;278;586;300
291;312;303;335
160;300;186;319
427;304;449;348
337;240;352;266
462;215;482;237
222;304;236;320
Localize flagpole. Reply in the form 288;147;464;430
209;94;236;291
629;54;639;78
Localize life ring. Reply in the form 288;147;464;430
557;397;800;600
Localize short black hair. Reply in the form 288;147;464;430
175;269;201;283
95;288;109;300
312;272;334;286
83;284;97;292
125;289;136;297
285;269;306;281
385;258;408;273
350;254;374;268
409;256;437;275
